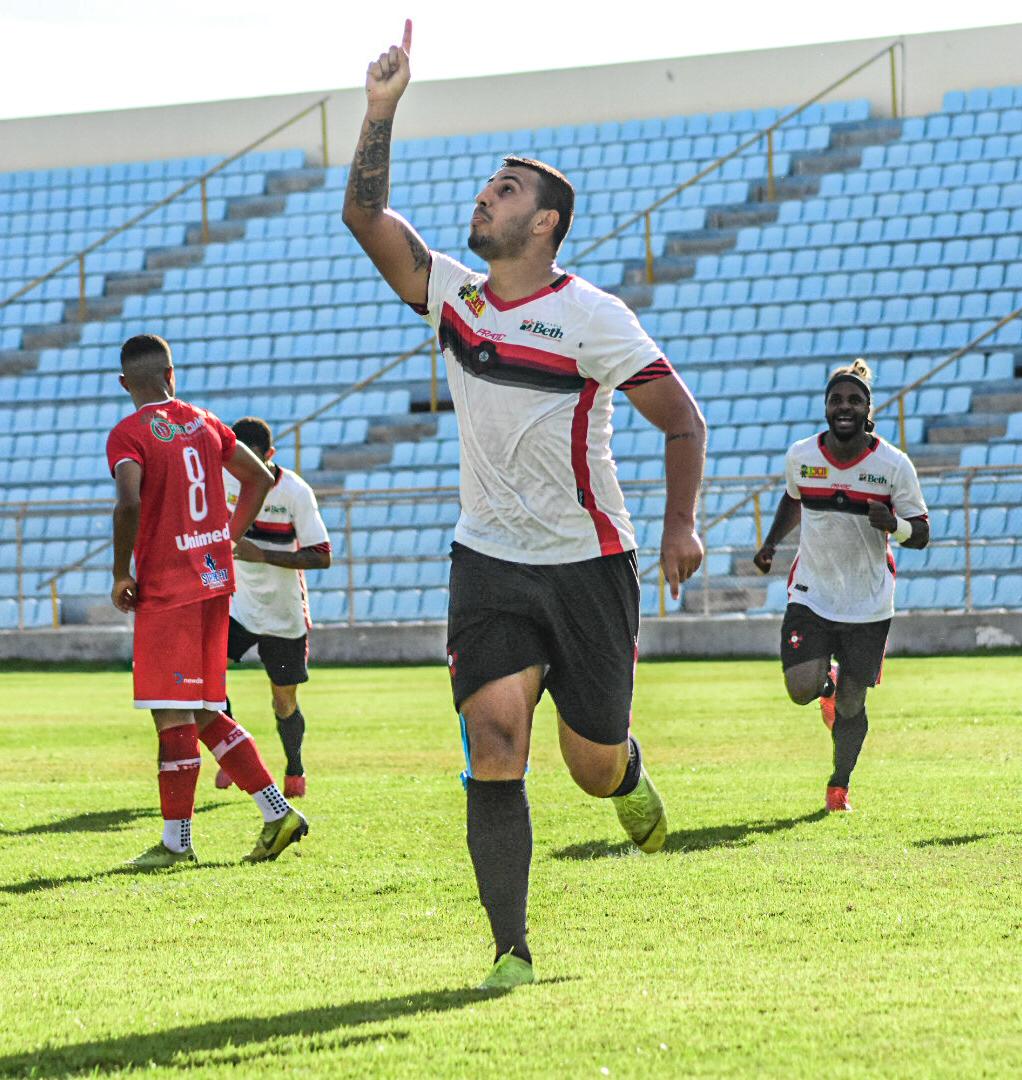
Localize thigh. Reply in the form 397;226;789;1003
227;616;258;663
781;603;836;670
200;595;230;711
461;665;543;780
447;543;549;714
834;619;891;688
542;551;640;747
133;601;206;710
257;634;309;687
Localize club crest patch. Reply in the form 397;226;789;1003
788;630;803;649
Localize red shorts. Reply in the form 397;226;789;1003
133;595;230;711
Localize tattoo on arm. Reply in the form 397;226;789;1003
666;431;699;444
351;118;393;211
404;227;430;272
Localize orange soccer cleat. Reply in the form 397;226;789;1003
826;785;853;813
283;774;307;799
819;664;838;731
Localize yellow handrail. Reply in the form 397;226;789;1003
0;95;331;314
571;40;904;282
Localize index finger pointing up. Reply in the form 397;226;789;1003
402;18;413;54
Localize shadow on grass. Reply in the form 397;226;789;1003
553;809;828;860
0;987;517;1077
0;858;242;896
912;833;996;848
0;801;229;838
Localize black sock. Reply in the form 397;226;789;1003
276;708;305;777
829;708;868;788
821;675;836;699
224;696;234;719
466;778;532;966
608;735;643;798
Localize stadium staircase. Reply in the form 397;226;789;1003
2;89;1022;629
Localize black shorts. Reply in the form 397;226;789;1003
227;616;309;686
446;542;640;746
780;603;890;687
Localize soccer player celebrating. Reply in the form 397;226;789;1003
107;334;309;868
753;359;929;813
343;21;706;989
216;416;332;799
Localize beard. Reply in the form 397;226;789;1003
828;414;867;442
467;213;532;261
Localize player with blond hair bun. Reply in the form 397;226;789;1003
753;359;930;812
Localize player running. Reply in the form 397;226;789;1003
107;334;309;868
343;21;706;989
216;416;332;799
753;360;929;813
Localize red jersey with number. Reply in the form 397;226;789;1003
106;399;238;612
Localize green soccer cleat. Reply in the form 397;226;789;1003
613;767;667;853
126;843;198;870
242;808;309;863
479;953;535;991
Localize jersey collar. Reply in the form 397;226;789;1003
482;273;572;311
817;432;879;469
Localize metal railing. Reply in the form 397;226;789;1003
571;40;905;282
5;459;1020;631
0;96;332;318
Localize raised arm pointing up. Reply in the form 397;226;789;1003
342;18;431;309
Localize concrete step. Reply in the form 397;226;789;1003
62;296;123;323
972;388;1022;413
789;148;862;176
622;255;695;286
103;270;165;296
751;175;821;203
320;443;393;471
367;414;438;444
226;194;287;221
183;221;246;246
0;349;39;375
705;202;779;229
664;229;738;257
22;323;81;350
927;412;1007;444
410;384;455;412
146;245;205;270
907;443;964;467
829;118;903;149
610;283;655;310
683;583;766;614
266;167;326;195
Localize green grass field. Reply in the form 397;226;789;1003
1;656;1020;1078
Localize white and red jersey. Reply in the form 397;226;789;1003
421;252;663;564
106;399;237;612
223;465;331;639
784;433;928;623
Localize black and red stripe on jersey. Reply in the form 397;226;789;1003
247;520;297;545
616;357;674;390
796;486;893;516
438;302;586;394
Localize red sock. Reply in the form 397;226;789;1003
158;724;201;820
199;713;273;794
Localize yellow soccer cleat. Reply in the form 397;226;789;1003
612;768;667;853
242;808;309;863
126;843;198;870
479;953;535;991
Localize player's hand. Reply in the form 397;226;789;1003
660;524;704;600
752;544;775;574
233;538;266;563
111;575;137;612
866;499;897;533
365;19;412;112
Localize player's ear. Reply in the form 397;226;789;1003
533;208;559;239
266;446;276;462
118;372;129;392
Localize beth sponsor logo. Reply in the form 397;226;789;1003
858;472;888;484
457;282;486;318
150;414;206;442
200;553;230;589
176;522;232;552
800;465;828;479
519;318;564;340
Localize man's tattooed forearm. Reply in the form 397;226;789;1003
666;431;699;443
404;228;431;272
351;118;393;210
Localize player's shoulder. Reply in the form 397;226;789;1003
563;273;625;314
432;250;482;289
277;467;316;499
787;432;824;458
872;436;914;468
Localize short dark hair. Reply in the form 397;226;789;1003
121;333;171;368
502;156;575;251
232;416;273;457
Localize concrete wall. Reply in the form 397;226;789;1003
3;23;1022;173
3;611;1019;665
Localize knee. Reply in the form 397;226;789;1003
564;748;627;799
468;722;527;778
272;686;298;717
836;686;868;718
785;677;821;707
